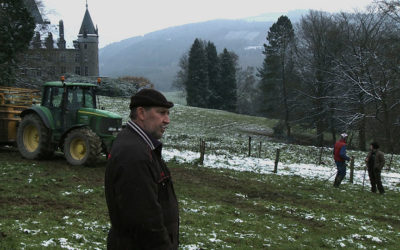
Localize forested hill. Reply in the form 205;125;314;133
99;11;306;90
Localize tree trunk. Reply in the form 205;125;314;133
331;128;336;145
382;102;394;153
281;50;291;138
358;117;366;151
316;122;324;146
358;93;366;151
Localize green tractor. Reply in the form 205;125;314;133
17;78;122;166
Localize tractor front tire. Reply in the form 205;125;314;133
64;128;101;166
17;114;53;159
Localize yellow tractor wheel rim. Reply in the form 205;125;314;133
70;138;87;160
23;124;39;152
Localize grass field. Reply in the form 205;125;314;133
1;149;399;249
1;94;400;249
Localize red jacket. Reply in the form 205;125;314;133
334;139;349;162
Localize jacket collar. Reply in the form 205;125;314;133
127;120;162;150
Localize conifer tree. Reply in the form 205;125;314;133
205;41;220;109
186;39;209;107
258;15;295;137
219;48;237;112
0;0;35;85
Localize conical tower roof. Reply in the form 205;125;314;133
79;5;96;35
23;0;44;24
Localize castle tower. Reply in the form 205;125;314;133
76;2;99;76
57;20;66;49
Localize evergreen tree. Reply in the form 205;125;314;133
186;39;209;107
219;48;237;112
205;41;220;109
0;0;35;85
258;15;295;137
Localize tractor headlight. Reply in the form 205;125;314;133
108;127;117;132
108;127;122;136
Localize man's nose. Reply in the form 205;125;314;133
164;115;170;124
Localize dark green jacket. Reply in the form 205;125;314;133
105;121;179;249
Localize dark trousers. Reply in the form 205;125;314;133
368;167;384;193
335;161;346;177
333;161;346;187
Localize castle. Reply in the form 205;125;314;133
18;0;99;85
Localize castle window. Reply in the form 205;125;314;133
60;54;66;62
61;66;66;74
84;44;87;49
75;66;81;75
49;66;55;76
37;69;41;77
75;54;80;62
85;66;88;76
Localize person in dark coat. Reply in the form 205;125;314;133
333;133;351;187
105;89;179;249
365;142;385;194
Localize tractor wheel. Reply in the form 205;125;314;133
17;114;53;159
64;128;101;166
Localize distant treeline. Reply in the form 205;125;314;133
176;1;400;153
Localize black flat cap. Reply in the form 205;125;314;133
129;88;174;109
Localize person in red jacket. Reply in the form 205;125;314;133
333;133;351;187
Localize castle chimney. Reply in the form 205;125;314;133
57;20;66;49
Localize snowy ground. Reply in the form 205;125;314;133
163;148;400;191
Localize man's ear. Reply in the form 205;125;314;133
136;107;146;121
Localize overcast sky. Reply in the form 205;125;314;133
40;0;374;48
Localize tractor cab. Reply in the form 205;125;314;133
41;81;98;131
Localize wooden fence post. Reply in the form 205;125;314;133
199;139;206;165
248;136;252;157
318;147;323;165
274;149;280;173
258;141;262;158
349;157;355;183
388;153;394;171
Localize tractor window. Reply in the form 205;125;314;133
48;87;64;108
67;87;83;110
64;87;96;109
41;87;50;106
82;88;95;108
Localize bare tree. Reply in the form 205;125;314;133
334;8;400;152
375;0;400;23
294;10;343;146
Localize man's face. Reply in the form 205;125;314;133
141;107;170;139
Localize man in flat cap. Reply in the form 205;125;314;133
105;89;179;249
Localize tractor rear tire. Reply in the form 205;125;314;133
64;127;101;166
17;114;53;159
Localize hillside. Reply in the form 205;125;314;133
99;11;306;90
